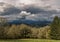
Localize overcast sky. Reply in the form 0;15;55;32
0;0;60;8
0;0;60;21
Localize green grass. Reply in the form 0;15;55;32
0;39;60;42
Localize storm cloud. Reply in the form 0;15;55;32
0;0;60;21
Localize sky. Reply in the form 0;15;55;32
0;0;60;8
0;0;60;21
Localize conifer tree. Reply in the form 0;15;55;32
50;16;60;39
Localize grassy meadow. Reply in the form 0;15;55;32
0;39;60;42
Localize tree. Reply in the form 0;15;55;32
50;16;60;39
6;25;19;39
20;27;32;38
0;17;7;39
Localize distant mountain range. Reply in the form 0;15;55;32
8;19;51;27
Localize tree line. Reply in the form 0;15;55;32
0;16;60;40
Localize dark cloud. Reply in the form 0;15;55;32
0;6;21;16
0;2;60;21
24;6;60;14
24;6;44;14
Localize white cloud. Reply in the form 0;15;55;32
20;11;31;16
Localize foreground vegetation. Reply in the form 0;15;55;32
0;39;60;42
